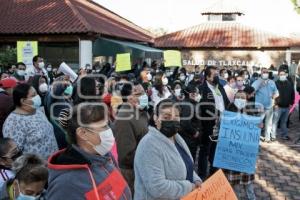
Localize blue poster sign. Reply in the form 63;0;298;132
213;111;262;174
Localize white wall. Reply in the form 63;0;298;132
79;40;92;68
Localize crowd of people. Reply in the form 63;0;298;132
0;55;299;200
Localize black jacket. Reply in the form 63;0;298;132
179;98;203;139
199;81;230;144
275;80;295;108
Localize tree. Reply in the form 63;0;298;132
0;47;17;71
290;0;300;14
146;27;169;37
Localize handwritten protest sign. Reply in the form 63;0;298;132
213;111;261;174
17;41;38;68
163;50;182;67
116;53;131;72
181;170;237;200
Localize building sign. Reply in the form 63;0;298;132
183;59;252;66
17;41;38;68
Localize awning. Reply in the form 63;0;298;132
93;38;162;58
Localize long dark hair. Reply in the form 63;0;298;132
153;72;164;96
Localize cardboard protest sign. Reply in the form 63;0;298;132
116;53;131;72
213;111;261;174
58;62;78;83
163;50;182;67
17;41;38;68
181;170;237;200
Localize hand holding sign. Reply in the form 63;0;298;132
181;170;237;200
213;111;262;174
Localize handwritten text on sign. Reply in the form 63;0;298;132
181;169;237;200
213;111;261;174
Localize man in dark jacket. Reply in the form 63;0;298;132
198;66;230;180
0;78;16;138
112;82;149;194
272;70;295;140
179;84;203;175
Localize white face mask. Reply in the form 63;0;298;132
194;94;202;103
17;70;26;76
39;83;48;93
223;73;229;79
138;94;149;109
16;180;41;200
234;98;247;110
88;128;115;156
174;88;181;97
162;78;168;86
38;62;45;69
244;75;249;79
261;73;269;80
229;82;236;88
279;75;287;81
179;75;186;81
236;80;244;87
147;73;152;81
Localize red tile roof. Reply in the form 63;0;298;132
155;22;300;49
0;0;154;42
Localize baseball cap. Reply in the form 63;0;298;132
0;78;18;89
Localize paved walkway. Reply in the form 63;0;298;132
254;111;300;200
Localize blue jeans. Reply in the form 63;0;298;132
272;107;289;138
263;108;274;141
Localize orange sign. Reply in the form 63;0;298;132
181;170;238;200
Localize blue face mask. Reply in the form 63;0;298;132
17;193;40;200
16;181;41;200
138;94;148;109
24;95;41;109
64;85;73;96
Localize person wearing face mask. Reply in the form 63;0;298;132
0;154;48;200
47;104;132;200
179;84;203;175
271;70;295;141
224;76;237;103
2;83;58;160
0;78;17;138
212;90;259;200
198;66;230;180
185;71;195;86
240;70;251;87
151;72;172;107
13;62;26;82
27;55;49;82
134;99;202;200
46;64;54;84
188;74;202;88
112;82;149;194
252;68;279;142
219;69;229;86
236;75;245;91
0;138;22;189
29;75;49;109
139;68;152;95
171;81;185;102
45;75;73;120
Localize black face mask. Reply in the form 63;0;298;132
160;120;180;138
212;76;219;85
